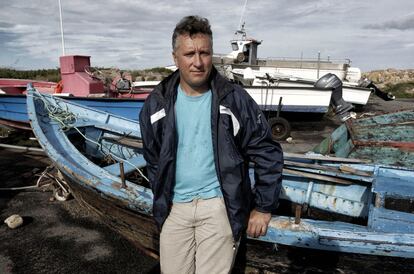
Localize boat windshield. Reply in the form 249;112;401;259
231;42;239;51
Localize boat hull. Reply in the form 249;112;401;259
244;86;332;113
27;90;414;259
313;109;414;168
0;94;144;129
64;174;159;254
233;71;372;106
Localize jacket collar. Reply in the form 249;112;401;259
152;67;234;102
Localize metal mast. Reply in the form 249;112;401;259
58;0;66;56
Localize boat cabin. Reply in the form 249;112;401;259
229;38;261;65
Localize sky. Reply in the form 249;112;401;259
0;0;413;72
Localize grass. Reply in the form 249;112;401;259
383;81;414;98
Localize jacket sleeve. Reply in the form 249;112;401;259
238;88;284;213
139;96;161;191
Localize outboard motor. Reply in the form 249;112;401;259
314;73;354;121
358;78;395;101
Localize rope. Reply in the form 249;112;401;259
33;90;149;183
0;165;56;191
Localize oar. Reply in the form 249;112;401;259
284;160;373;177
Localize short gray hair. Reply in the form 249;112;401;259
172;15;213;51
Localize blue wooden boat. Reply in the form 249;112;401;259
26;88;414;261
313;110;414;168
0;93;144;130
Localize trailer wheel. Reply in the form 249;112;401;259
268;117;291;140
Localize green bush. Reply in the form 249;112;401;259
0;67;61;82
383;82;414;98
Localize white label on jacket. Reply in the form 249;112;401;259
219;105;240;136
150;108;166;124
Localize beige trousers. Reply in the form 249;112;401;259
160;197;238;274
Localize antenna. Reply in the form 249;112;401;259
58;0;66;56
238;0;248;31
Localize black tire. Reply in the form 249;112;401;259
268;117;291;140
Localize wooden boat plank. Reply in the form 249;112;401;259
262;216;414;258
349;110;414;127
283;168;353;185
102;136;143;149
374;176;414;199
284;152;370;163
352;125;414;143
369;207;414;233
349;147;414;168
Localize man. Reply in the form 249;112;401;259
139;15;283;274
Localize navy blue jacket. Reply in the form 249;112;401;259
139;68;283;240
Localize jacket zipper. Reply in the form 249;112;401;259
212;87;238;241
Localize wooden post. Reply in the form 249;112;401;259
119;161;127;188
295;204;302;224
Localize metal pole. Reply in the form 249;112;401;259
0;143;44;153
58;0;66;56
276;97;283;118
317;51;320;79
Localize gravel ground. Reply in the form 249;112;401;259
1;95;413;274
0;150;159;274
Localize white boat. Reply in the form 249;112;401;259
213;24;362;85
243;85;332;114
132;78;332;113
232;68;372;106
214;24;394;104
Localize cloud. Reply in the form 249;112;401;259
364;14;414;30
0;0;413;70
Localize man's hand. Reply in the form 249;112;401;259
247;209;272;238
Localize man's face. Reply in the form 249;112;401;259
173;33;213;93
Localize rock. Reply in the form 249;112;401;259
4;214;23;229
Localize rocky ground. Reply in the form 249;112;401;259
1;95;414;274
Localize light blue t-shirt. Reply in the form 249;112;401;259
173;85;222;202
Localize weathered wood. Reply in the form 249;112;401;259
315;109;414;168
284;160;372;177
354;140;414;150
295;205;302;224
338;165;372;177
283;168;353;185
102;136;143;148
284;152;370;164
119;161;127;189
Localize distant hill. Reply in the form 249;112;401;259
363;69;414;98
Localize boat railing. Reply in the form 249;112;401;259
261;56;351;65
